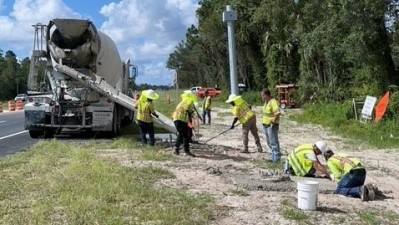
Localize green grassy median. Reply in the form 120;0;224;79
0;139;213;224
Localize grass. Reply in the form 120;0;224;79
140;148;175;161
230;188;248;196
357;209;399;225
0;140;214;225
252;159;284;170
357;211;379;225
290;102;399;149
280;199;309;223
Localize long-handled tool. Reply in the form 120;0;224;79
204;123;240;143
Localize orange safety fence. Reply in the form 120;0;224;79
8;100;16;111
15;100;24;110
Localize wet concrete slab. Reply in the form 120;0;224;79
223;172;337;193
290;176;337;193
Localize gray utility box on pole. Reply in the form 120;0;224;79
223;5;239;96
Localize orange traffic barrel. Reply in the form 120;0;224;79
0;102;3;113
8;100;16;111
15;100;24;110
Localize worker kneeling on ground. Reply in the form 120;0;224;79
226;94;263;153
323;149;376;201
172;92;197;157
285;141;330;177
136;89;159;146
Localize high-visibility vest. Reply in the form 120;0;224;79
288;144;315;176
262;98;280;125
136;100;154;123
327;153;364;180
172;99;193;123
232;101;254;124
203;96;212;110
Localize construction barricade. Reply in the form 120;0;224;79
8;100;16;111
15;100;24;110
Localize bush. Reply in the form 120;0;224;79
291;102;399;149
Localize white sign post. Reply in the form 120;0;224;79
360;96;377;123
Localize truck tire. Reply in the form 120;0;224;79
44;129;55;139
29;130;43;139
110;105;121;137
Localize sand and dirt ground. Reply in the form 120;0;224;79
121;107;399;224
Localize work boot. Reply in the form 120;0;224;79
240;149;250;154
173;147;180;155
184;151;196;157
365;183;376;201
360;185;369;201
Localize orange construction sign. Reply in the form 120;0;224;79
374;91;389;123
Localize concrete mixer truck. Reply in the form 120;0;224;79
25;19;177;138
24;19;135;138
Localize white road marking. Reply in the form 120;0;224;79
0;121;6;124
0;130;28;140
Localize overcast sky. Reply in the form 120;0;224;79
0;0;199;85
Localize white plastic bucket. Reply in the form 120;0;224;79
297;180;319;210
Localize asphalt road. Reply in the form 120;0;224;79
0;111;38;157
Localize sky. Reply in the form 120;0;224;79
0;0;199;85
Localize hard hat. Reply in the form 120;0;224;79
315;141;327;153
181;91;197;103
142;89;159;100
225;94;241;103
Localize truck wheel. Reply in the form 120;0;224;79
29;130;44;139
44;129;55;139
111;106;121;137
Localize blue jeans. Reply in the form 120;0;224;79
263;124;281;161
202;109;211;124
335;169;366;198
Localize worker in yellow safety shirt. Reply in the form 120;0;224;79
136;89;159;146
323;149;376;201
226;94;263;153
172;92;197;157
202;90;212;125
261;88;281;162
182;91;202;144
285;141;330;177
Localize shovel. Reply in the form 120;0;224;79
203;123;240;143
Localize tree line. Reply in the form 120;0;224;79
0;50;30;101
167;0;399;103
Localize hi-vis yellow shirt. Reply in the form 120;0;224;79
288;144;315;177
172;99;194;123
203;96;212;110
262;98;280;125
136;101;155;123
232;102;254;124
327;153;364;181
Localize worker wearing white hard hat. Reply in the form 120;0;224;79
136;89;159;146
285;141;330;177
226;94;263;153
